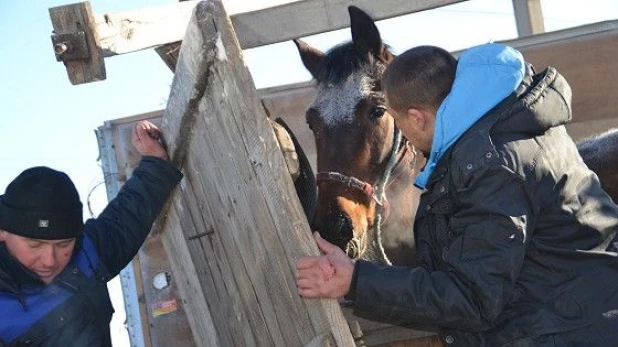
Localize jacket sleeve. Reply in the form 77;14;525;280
349;163;535;332
84;156;183;278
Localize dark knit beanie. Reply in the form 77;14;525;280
0;167;83;240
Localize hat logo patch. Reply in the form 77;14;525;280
38;220;50;228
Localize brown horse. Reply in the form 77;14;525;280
294;6;618;268
294;6;422;267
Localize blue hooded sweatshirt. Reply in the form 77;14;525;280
415;43;525;189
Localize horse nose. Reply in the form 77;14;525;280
321;209;354;249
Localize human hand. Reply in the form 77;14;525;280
296;232;355;298
132;120;169;160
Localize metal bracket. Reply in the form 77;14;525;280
51;31;91;62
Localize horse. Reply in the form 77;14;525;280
293;6;422;267
293;6;618;268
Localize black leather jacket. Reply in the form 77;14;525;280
347;67;618;346
0;157;182;347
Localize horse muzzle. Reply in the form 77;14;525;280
318;208;355;251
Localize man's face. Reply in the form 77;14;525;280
387;104;435;155
0;229;75;284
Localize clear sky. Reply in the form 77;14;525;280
0;0;617;346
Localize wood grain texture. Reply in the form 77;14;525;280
92;0;466;56
156;0;355;345
49;2;105;84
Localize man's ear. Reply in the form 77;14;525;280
406;108;427;130
0;229;7;242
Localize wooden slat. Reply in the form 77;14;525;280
505;22;618;124
152;1;355;345
512;0;545;37
155;42;181;72
231;0;467;49
94;0;466;56
51;0;466;84
49;2;105;85
95;1;197;57
503;20;618;49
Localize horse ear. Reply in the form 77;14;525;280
293;39;324;79
348;6;383;58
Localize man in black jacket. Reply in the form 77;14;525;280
296;44;618;346
0;120;183;346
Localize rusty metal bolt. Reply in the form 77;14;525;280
54;42;70;55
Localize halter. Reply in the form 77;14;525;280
316;127;412;265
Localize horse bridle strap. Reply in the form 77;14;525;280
315;128;407;266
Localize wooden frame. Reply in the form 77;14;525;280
49;0;467;84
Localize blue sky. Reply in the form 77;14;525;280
1;0;617;345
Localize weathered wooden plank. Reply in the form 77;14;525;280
95;1;196;57
161;200;221;346
93;0;466;56
155;0;355;345
231;0;467;49
506;22;618;124
49;2;105;85
503;20;618;49
512;0;545;37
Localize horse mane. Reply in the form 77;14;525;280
314;42;392;86
577;128;618;201
578;128;618;169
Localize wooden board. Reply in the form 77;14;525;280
151;1;355;345
505;21;618;124
49;2;105;85
94;0;466;55
512;0;545;37
51;0;466;84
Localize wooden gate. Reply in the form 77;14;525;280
83;2;618;347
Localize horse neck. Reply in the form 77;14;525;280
382;144;421;227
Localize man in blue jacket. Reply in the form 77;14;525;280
296;44;618;346
0;120;183;346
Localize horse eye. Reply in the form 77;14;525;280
371;106;387;119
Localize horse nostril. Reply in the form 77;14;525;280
322;210;354;249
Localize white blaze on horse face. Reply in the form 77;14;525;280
310;73;373;127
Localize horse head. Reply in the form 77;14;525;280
294;6;422;266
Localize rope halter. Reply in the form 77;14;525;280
316;127;408;265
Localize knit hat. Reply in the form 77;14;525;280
0;167;83;240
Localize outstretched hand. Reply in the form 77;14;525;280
132;120;169;161
296;232;355;299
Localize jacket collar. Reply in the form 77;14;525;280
0;242;47;294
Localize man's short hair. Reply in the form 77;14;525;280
383;45;457;113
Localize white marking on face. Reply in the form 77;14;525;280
310;73;373;127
